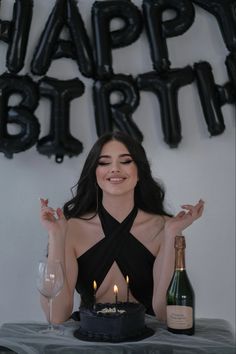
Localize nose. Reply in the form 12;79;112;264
111;161;120;172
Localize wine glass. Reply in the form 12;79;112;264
36;259;64;334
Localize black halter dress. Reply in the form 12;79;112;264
75;204;156;316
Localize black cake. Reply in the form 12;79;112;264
74;302;154;342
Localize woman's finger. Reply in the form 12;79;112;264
181;199;204;207
41;208;55;217
176;211;186;218
56;208;65;219
180;204;194;210
196;203;204;216
40;198;48;208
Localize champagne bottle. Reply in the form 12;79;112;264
166;235;195;335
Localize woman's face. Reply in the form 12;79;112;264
95;140;138;198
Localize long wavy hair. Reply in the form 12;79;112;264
63;131;171;219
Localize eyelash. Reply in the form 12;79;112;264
97;160;133;166
122;160;133;164
97;162;110;166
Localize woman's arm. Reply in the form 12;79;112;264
39;198;78;324
152;199;204;321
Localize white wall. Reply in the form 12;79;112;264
0;0;235;333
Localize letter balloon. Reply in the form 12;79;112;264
137;66;195;147
93;74;142;141
37;77;85;163
194;61;226;136
31;0;94;78
225;51;236;101
0;0;33;73
142;0;195;72
193;0;236;52
92;0;143;79
0;73;40;158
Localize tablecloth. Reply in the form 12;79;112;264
0;316;235;354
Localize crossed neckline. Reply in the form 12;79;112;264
77;204;156;262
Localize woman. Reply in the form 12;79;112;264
40;131;204;324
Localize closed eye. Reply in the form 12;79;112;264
120;160;133;164
97;161;110;166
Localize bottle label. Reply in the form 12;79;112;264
167;305;193;329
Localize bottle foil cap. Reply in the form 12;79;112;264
175;235;186;249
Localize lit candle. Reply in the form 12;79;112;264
126;275;129;302
114;285;118;310
93;280;97;309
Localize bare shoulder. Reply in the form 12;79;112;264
67;214;100;236
66;214;103;257
135;210;168;230
67;214;97;227
131;211;170;256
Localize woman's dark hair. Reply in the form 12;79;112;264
63;131;171;219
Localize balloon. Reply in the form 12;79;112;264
0;0;33;73
225;51;236;101
0;73;40;159
37;77;85;163
142;0;195;72
93;74;142;142
194;61;226;136
0;20;10;43
31;0;94;78
192;0;236;52
216;82;235;105
92;0;143;79
137;66;194;147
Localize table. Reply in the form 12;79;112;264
0;316;235;354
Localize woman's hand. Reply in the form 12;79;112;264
165;199;204;236
40;198;68;238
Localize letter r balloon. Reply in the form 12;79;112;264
93;74;143;142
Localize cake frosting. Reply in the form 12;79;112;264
74;302;154;342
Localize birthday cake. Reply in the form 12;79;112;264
74;302;154;342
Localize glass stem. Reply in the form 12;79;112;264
48;298;53;331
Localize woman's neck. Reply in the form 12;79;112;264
101;193;135;222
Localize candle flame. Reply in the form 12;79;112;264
126;275;129;284
93;280;97;291
114;284;118;294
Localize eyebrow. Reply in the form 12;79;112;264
98;153;132;159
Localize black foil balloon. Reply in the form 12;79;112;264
137;66;195;147
0;0;33;73
225;51;236;101
142;0;195;72
194;61;226;135
193;0;236;52
0;20;10;43
0;73;40;158
37;77;85;163
31;0;94;78
93;74;142;142
92;0;143;79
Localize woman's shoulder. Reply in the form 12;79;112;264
136;211;173;240
137;209;171;225
66;214;103;257
67;214;100;232
134;210;164;236
132;210;168;254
